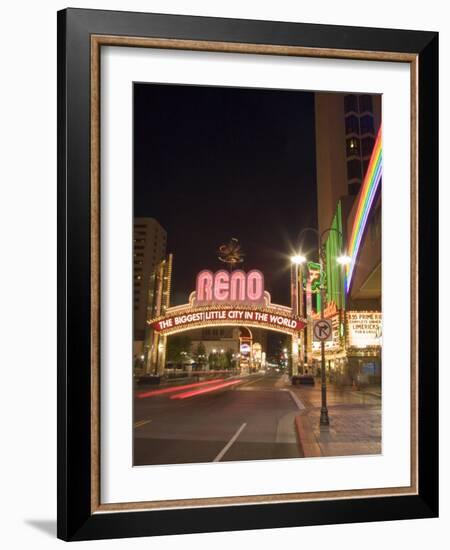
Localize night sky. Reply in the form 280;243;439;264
134;83;318;308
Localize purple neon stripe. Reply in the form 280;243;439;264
345;161;382;292
347;148;383;257
346;166;382;290
350;154;383;256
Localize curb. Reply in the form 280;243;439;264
295;415;322;458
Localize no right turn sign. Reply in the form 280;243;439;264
313;319;333;342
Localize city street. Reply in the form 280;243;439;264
133;372;381;466
133;373;301;465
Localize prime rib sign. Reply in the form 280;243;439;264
150;270;306;335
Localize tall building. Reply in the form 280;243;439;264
315;92;381;235
133;218;167;349
313;93;382;385
343;93;381;196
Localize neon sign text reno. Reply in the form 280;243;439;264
196;269;264;304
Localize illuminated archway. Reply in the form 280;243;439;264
147;280;306;375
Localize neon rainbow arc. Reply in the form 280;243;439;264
345;128;382;293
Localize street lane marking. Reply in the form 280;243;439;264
287;390;306;410
134;419;152;428
213;422;247;462
236;376;264;389
243;376;264;385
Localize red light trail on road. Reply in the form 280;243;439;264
170;379;242;399
137;378;225;399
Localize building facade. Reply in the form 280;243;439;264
314;92;382;386
133;217;167;355
190;327;241;356
315;92;381;235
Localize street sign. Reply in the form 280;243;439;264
313;319;333;342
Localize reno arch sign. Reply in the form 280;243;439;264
196;269;264;305
148;267;306;337
151;309;304;334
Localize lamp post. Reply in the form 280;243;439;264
318;243;329;426
290;255;306;376
294;227;351;428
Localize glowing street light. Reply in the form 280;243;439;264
291;255;307;376
291;254;307;265
337;254;352;266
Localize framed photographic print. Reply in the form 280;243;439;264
57;8;438;541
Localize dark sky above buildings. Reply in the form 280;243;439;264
134;82;318;308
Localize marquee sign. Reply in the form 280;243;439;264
150;306;305;335
346;311;382;348
148;268;306;336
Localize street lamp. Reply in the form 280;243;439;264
290;254;307;265
290;255;307;375
295;227;352;428
336;254;352;266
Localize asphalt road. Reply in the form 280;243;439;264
133;373;302;466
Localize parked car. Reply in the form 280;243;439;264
291;374;315;385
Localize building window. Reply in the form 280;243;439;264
360;114;374;134
361;136;375;158
362;159;370;178
348;182;361;196
344;94;358;113
346;137;360;157
359;94;373;113
345;114;359;134
347;158;362;181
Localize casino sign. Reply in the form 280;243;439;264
149;269;306;336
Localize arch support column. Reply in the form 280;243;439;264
156;334;167;376
291;333;300;376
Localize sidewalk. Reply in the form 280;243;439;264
292;382;381;458
360;385;382;399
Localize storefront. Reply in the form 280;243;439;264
310;308;382;386
346;310;382;385
310;303;346;379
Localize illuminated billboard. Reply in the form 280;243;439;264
346;311;382;348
